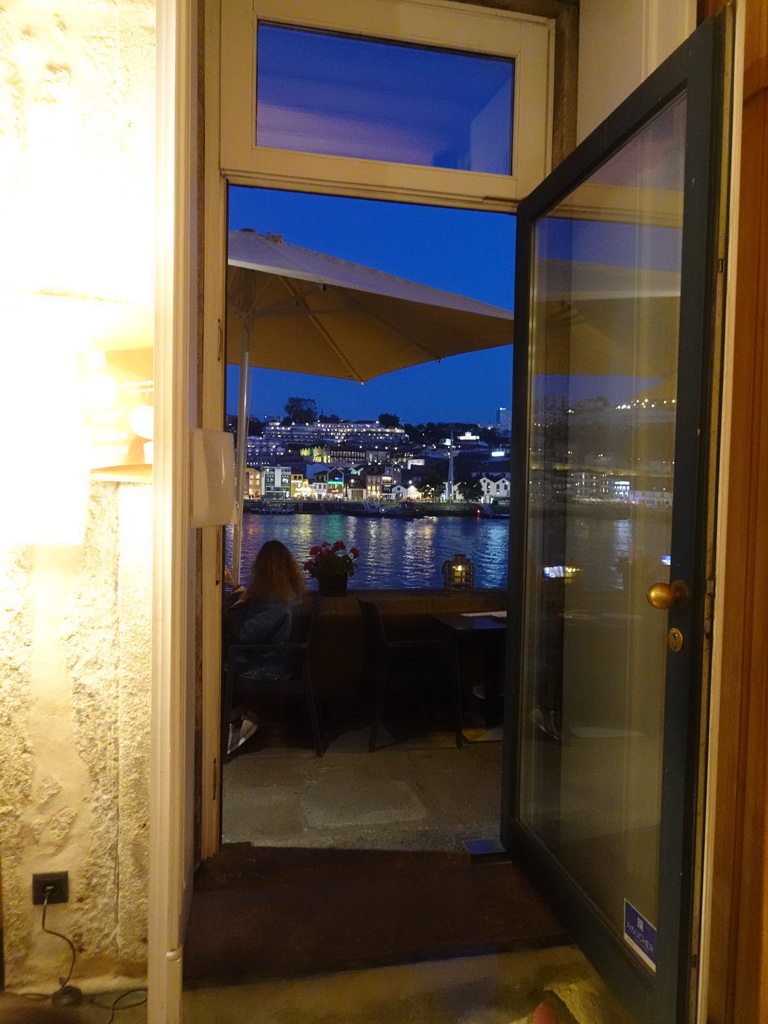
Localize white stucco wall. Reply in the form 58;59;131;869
577;0;696;142
0;0;156;991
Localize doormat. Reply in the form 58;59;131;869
184;844;568;983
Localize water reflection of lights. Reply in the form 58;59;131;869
226;514;509;589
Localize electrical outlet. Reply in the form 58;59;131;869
32;871;69;905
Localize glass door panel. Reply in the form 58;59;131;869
519;92;686;945
504;10;733;1023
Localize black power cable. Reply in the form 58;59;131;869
88;988;149;1023
40;889;80;1006
38;887;148;1021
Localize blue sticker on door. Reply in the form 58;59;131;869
624;900;657;972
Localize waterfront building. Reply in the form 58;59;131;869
290;471;308;498
245;467;261;499
631;488;673;508
362;465;383;501
309;473;329;500
479;473;511;503
390;482;421;501
308;466;345;499
261;465;293;501
565;470;622;504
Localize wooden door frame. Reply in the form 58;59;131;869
697;0;768;1021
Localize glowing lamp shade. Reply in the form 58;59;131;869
442;553;475;591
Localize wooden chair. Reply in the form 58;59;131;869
357;599;463;752
223;599;323;759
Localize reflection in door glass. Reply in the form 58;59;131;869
519;94;687;951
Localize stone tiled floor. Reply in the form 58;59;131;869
3;728;637;1024
182;946;636;1024
4;945;635;1023
207;734;636;1022
222;722;505;851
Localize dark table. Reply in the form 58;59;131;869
431;612;507;726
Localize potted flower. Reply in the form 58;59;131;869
303;540;360;596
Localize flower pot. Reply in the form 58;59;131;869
317;574;348;597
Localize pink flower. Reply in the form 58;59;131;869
332;540;346;552
309;546;322;556
350;547;360;558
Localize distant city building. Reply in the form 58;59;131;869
632;488;672;508
309;467;345;499
233;388;679;511
244;467;260;499
261;466;292;501
479;474;511;503
246;436;287;462
290;471;308;498
262;420;410;449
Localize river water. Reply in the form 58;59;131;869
227;512;511;590
225;508;668;592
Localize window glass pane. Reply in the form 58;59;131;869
256;24;513;173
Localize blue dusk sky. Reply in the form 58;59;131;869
227;187;516;424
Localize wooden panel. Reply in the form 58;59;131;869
706;0;768;1020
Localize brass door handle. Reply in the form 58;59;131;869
647;580;690;610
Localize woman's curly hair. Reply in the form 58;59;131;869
244;540;306;603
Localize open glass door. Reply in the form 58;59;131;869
503;10;734;1024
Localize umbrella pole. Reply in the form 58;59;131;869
447;425;454;502
232;342;251;584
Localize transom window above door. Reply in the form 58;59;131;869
256;23;514;174
221;0;554;207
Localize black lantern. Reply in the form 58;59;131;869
442;553;474;591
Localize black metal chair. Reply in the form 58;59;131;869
357;599;463;752
222;599;323;759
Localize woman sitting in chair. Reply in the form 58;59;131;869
224;540;306;753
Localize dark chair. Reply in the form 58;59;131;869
222;599;323;759
358;599;463;752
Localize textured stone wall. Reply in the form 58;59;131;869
0;0;156;992
0;483;151;991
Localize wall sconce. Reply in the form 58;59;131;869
0;259;153;544
442;553;474;591
81;348;153;479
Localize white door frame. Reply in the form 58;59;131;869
147;0;198;1020
199;0;545;857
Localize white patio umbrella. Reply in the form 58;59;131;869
226;229;515;574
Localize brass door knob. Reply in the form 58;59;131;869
647;580;690;609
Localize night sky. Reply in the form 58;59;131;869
227;186;516;424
